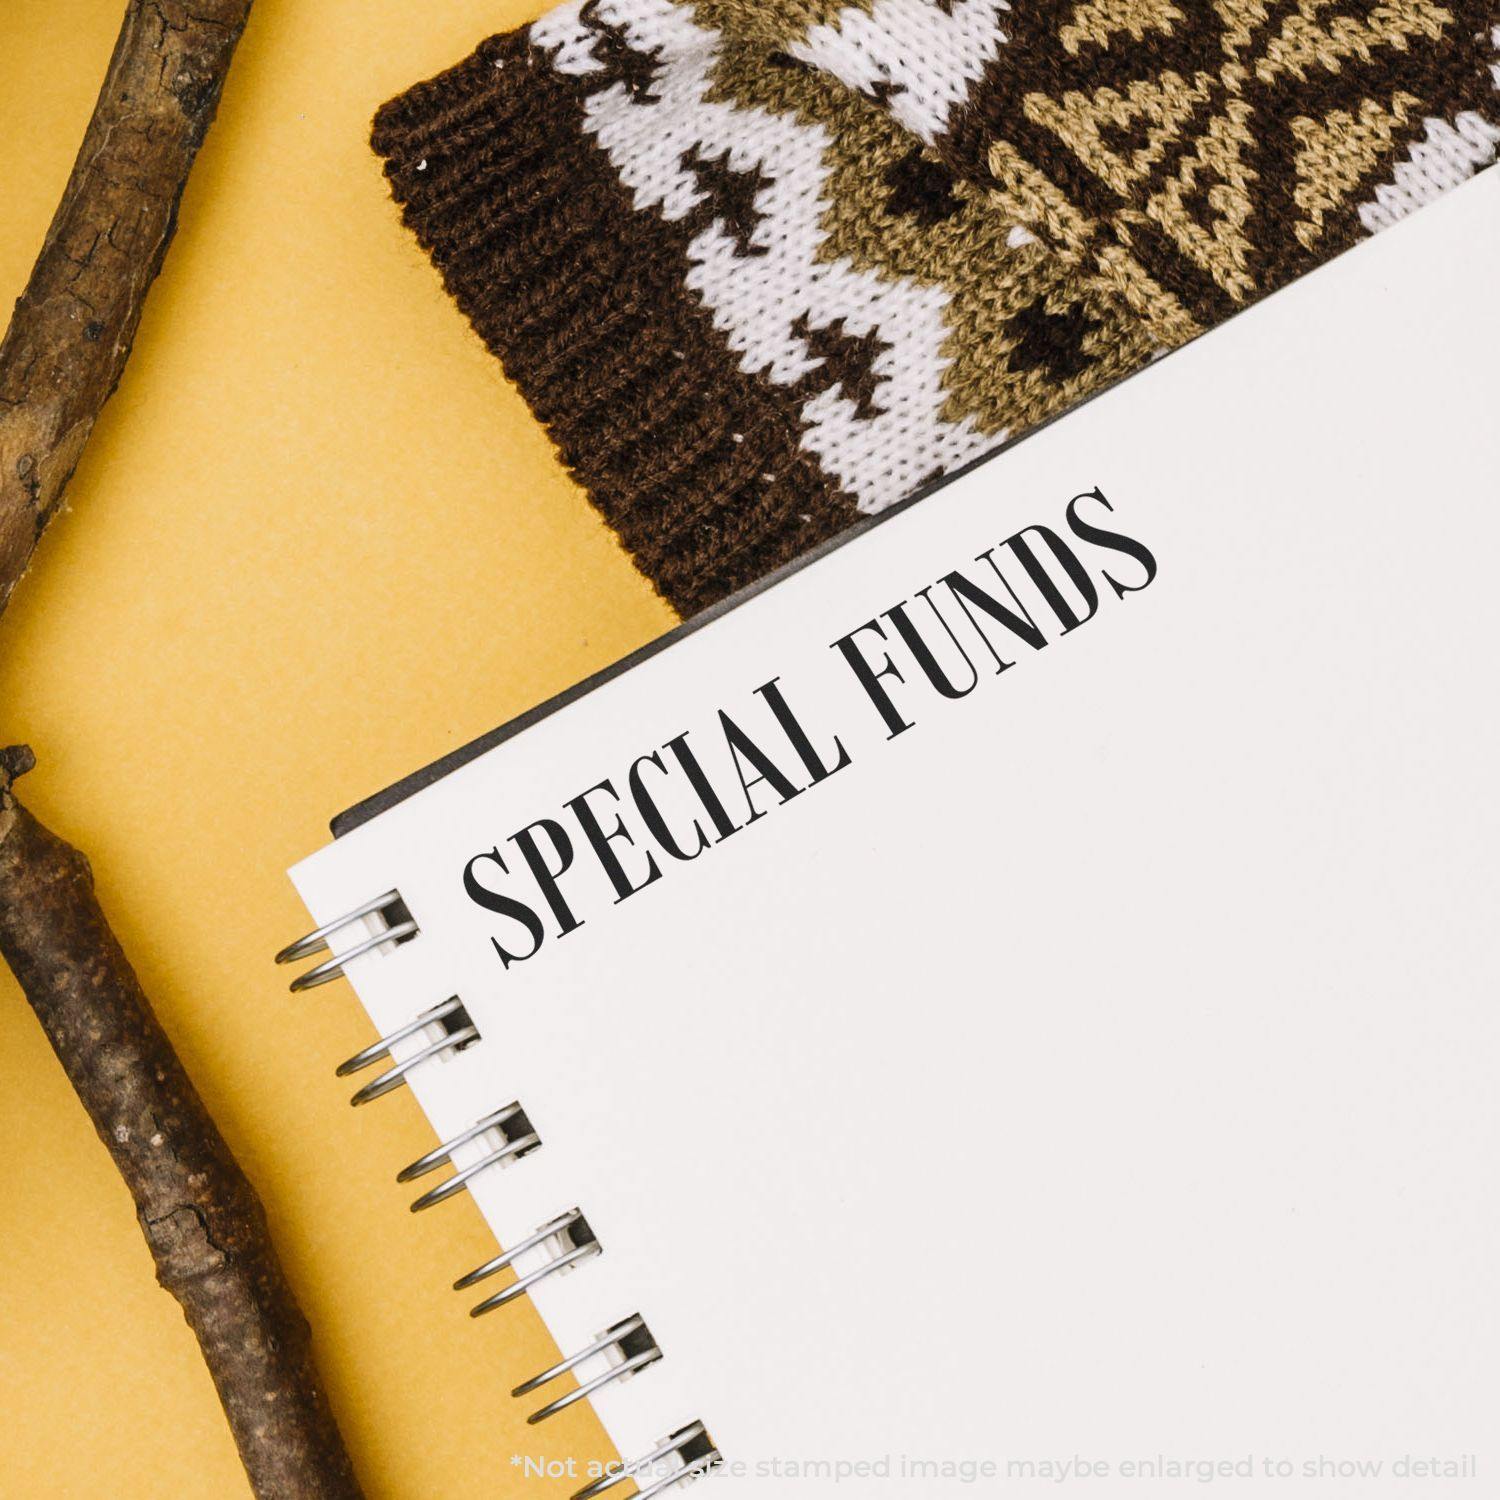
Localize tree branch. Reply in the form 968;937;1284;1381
0;5;366;1495
0;0;252;612
0;748;362;1499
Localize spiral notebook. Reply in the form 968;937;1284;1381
282;168;1498;1498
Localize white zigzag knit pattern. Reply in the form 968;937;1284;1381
535;0;999;514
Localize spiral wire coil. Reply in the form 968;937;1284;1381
397;1102;541;1213
279;893;721;1490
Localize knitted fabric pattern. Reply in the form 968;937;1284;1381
713;0;1500;335
373;1;1499;614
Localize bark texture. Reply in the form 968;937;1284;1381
0;748;363;1499
0;0;254;612
0;5;366;1495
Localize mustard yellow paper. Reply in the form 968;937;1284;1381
0;2;673;1494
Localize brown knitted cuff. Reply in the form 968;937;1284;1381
372;33;861;618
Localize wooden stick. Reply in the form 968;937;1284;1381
0;747;363;1499
1;0;252;611
0;5;366;1495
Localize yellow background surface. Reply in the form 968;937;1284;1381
0;2;675;1494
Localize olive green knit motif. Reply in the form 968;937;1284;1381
704;38;1158;438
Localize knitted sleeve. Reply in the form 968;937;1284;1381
372;0;1497;615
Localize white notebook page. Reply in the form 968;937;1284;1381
291;168;1499;1498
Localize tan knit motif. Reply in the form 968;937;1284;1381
1289;92;1422;247
922;0;1496;324
1007;0;1469;308
1255;0;1453;84
1060;0;1188;55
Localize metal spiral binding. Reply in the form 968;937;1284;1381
335;996;478;1106
455;1208;602;1317
571;1422;722;1500
278;892;721;1494
276;891;417;991
513;1315;663;1425
397;1103;541;1212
